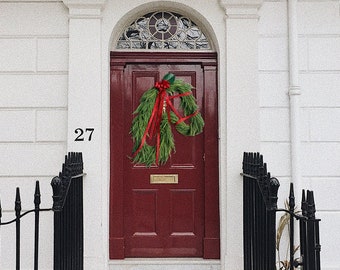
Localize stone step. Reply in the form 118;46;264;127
109;259;221;270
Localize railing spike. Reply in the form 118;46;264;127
246;152;250;174
0;199;2;223
34;181;41;207
307;190;316;219
62;163;66;175
263;163;267;175
301;189;307;217
255;152;259;164
15;187;21;270
242;152;246;171
289;182;295;210
34;182;41;270
15;187;22;214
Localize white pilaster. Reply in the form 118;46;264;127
219;1;263;269
288;0;302;199
63;0;107;269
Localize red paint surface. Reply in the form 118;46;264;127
110;52;219;259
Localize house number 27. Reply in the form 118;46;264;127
74;128;94;141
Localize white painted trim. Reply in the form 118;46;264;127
223;5;262;19
62;1;108;269
63;0;106;17
220;1;263;269
288;0;302;194
262;0;339;2
0;0;62;2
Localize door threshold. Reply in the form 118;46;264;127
109;258;220;265
109;258;221;270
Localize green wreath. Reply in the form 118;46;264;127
131;73;204;167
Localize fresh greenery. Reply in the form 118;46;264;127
131;77;204;167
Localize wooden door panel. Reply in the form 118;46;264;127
170;189;195;234
110;52;219;259
132;71;159;113
170;136;197;167
167;70;201;168
131;189;157;235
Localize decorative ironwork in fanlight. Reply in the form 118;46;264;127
116;11;211;50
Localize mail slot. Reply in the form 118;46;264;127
150;174;178;184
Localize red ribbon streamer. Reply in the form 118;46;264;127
133;79;197;165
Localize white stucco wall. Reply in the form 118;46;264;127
0;2;68;269
259;1;340;269
0;0;339;270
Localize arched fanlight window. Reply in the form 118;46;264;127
116;11;211;50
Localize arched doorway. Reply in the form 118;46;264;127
109;11;219;259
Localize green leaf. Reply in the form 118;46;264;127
163;73;175;84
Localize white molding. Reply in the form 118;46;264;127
63;0;106;8
262;0;339;2
64;1;106;268
220;0;263;19
0;0;62;2
225;6;260;19
220;1;262;270
63;0;106;17
289;85;302;96
288;0;302;198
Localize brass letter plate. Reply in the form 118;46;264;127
150;174;178;184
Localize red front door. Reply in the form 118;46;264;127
110;52;219;259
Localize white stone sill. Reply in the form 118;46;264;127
109;258;221;265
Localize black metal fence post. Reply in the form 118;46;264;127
268;176;280;270
243;152;255;270
34;181;41;270
242;152;321;270
52;152;84;270
315;218;322;270
242;152;279;270
0;199;2;225
306;190;322;270
15;187;22;270
299;189;307;269
0;152;84;270
289;183;295;270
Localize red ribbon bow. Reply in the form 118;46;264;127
154;80;170;92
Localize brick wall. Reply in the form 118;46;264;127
259;1;340;269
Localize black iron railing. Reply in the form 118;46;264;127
0;181;52;270
242;152;279;270
297;188;321;270
0;152;84;270
242;152;321;270
51;152;85;270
